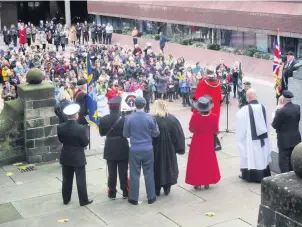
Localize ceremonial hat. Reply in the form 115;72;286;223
282;90;294;98
243;81;251;86
108;96;122;108
287;51;294;56
63;103;80;116
77;78;87;86
135;96;146;109
193;96;214;112
205;67;215;79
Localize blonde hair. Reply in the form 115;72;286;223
154;100;169;117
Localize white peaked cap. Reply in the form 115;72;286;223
63;103;80;116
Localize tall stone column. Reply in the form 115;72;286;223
18;69;61;164
64;0;71;28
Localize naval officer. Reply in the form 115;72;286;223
57;103;93;206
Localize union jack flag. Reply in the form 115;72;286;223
273;29;282;96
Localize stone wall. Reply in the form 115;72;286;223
0;99;25;165
18;82;61;164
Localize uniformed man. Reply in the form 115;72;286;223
272;90;301;173
82;21;89;45
74;78;88;126
76;22;82;44
238;81;251;109
90;21;97;44
57;103;93;206
99;96;129;199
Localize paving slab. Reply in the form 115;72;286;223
160;191;259;227
88;199;157;225
106;213;179;227
0;170;15;188
0;207;106;227
85;156;107;171
0;180;59;204
211;219;253;227
0;203;22;224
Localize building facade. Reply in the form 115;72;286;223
88;1;302;58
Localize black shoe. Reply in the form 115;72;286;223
108;190;116;199
156;189;160;196
80;200;93;206
148;197;156;204
163;186;171;196
194;186;201;190
128;199;138;205
63;200;70;205
204;185;210;190
122;190;129;198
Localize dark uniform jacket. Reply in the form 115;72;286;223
74;89;88;125
281;60;297;93
238;89;248;108
272;102;301;149
57;120;89;167
99;113;129;161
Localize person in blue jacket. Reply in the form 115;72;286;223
159;32;167;54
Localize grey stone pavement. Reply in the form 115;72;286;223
0;37;279;226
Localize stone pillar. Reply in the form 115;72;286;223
18;70;61;164
257;143;302;226
64;0;71;28
288;65;302;134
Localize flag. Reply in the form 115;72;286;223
273;29;282;96
86;53;100;129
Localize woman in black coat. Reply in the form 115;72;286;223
152;100;185;196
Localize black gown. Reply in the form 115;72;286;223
153;114;185;189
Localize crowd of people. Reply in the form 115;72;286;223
1;20;300;208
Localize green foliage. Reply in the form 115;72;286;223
262;53;271;60
192;43;207;49
114;29;123;34
244;47;258;57
253;52;262;58
154;34;160;40
122;26;132;35
207;43;221;51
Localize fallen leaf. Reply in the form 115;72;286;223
57;219;69;223
138;201;143;205
6;172;14;177
206;212;216;217
13;162;23;166
18;166;27;171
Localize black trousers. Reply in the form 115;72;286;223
97;34;102;43
107;160;128;192
167;92;174;101
91;33;97;44
133;37;138;46
76;34;81;43
83;32;89;44
62;165;89;205
106;33;112;45
182;93;189;105
27;38;31;46
279;147;294;173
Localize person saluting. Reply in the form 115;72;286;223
57;103;93;206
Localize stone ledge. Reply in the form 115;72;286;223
258;204;302;227
261;172;302;223
18;82;54;101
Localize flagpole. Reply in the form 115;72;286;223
275;28;281;105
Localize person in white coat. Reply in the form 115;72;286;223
236;88;272;183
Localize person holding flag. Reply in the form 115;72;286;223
86;52;101;129
273;29;282;104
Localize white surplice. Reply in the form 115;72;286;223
236;103;272;170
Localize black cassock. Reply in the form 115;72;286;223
153;114;185;189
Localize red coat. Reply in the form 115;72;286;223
193;78;222;124
18;29;26;45
106;88;118;101
185;112;221;186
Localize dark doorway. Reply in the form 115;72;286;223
70;1;88;24
17;2;50;25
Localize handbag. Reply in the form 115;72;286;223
214;134;222;151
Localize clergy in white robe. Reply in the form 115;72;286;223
236;89;271;183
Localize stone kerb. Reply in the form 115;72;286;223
18;81;61;164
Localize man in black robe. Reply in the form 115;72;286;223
99;96;130;199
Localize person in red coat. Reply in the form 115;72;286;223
193;67;222;125
18;25;27;47
185;96;221;189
